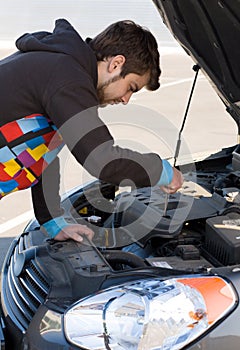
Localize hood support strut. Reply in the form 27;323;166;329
173;64;200;167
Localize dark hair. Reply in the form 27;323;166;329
88;20;161;91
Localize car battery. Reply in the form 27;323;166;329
205;213;240;265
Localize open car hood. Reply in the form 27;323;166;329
153;0;240;133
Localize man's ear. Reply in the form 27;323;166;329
108;55;126;73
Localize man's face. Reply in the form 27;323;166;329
97;72;149;107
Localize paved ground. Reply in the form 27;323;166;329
0;48;237;269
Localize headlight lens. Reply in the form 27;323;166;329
64;276;236;350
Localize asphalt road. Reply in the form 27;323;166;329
0;48;237;270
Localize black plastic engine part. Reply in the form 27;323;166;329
101;250;147;268
175;245;200;260
214;172;240;195
112;187;227;246
204;213;240;265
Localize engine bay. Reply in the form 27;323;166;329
3;146;240;336
68;148;240;272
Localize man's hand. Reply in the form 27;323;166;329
42;217;95;243
160;167;184;194
54;224;94;243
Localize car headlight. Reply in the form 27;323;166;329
64;276;236;350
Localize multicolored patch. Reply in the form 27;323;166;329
0;114;64;198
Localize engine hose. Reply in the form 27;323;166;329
101;250;147;268
221;205;240;215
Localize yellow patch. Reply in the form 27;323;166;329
27;144;49;161
25;169;36;182
3;159;21;176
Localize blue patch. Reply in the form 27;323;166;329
26;136;45;149
0;179;18;192
12;143;28;156
43;146;64;164
34;116;50;131
0;146;15;162
17;116;49;133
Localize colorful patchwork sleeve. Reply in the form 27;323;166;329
0;114;64;199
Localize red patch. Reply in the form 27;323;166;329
0;163;12;180
1;121;23;142
16;169;34;189
29;158;48;176
43;131;63;150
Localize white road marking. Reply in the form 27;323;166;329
160;76;204;88
0;210;34;234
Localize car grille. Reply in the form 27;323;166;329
3;234;50;331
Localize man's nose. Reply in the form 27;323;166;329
121;91;133;104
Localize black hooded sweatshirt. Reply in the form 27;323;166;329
0;19;163;224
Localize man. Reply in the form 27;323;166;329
0;19;183;242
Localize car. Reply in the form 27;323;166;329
1;0;240;349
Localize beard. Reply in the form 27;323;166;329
97;74;122;107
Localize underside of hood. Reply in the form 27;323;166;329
153;0;240;133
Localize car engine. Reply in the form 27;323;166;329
68;151;240;272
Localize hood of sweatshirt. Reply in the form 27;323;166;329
16;18;96;75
